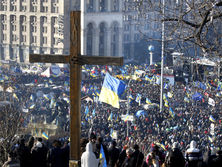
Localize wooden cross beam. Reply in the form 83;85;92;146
29;11;123;167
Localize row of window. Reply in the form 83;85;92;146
0;0;59;13
1;32;61;46
86;0;120;13
123;23;159;31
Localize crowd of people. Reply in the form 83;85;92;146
0;62;222;167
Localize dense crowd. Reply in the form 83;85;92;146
0;62;222;167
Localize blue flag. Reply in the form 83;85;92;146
100;145;107;167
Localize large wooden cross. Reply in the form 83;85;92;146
29;11;123;167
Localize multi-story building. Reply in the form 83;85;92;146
0;0;171;64
81;0;123;57
0;0;74;63
0;0;123;63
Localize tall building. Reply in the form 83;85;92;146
0;0;123;63
0;0;75;63
81;0;123;57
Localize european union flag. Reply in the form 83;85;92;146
99;73;126;108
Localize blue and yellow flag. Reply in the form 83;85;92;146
99;73;126;108
85;106;89;116
42;132;49;140
100;145;107;167
108;112;113;121
135;94;142;106
209;115;216;123
146;98;152;104
169;108;175;118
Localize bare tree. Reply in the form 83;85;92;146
0;102;23;165
128;0;222;58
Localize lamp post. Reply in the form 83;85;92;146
148;45;154;65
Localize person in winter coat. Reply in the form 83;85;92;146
185;140;202;167
116;145;128;167
16;138;31;167
31;138;48;167
81;142;104;167
121;148;136;167
47;140;63;167
107;140;120;167
165;142;185;167
146;149;160;167
132;144;144;167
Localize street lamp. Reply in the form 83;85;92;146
148;45;154;65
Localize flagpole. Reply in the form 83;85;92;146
127;79;132;137
160;0;165;112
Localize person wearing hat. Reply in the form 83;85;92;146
107;140;120;167
121;148;135;167
165;142;185;167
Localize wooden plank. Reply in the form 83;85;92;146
29;54;69;64
81;55;123;66
69;11;81;167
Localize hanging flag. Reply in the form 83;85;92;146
100;145;107;167
99;73;126;108
42;132;49;140
209;115;216;123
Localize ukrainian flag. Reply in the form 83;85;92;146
29;104;35;109
99;73;126;108
100;145;107;167
209;115;216;123
169;108;175;118
108;112;113;121
164;101;169;108
146;98;152;104
85;106;89;116
42;132;49;140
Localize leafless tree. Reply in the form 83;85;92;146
0;102;23;165
128;0;222;58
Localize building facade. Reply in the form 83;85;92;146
81;0;123;57
0;0;74;63
0;0;123;63
0;0;178;63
